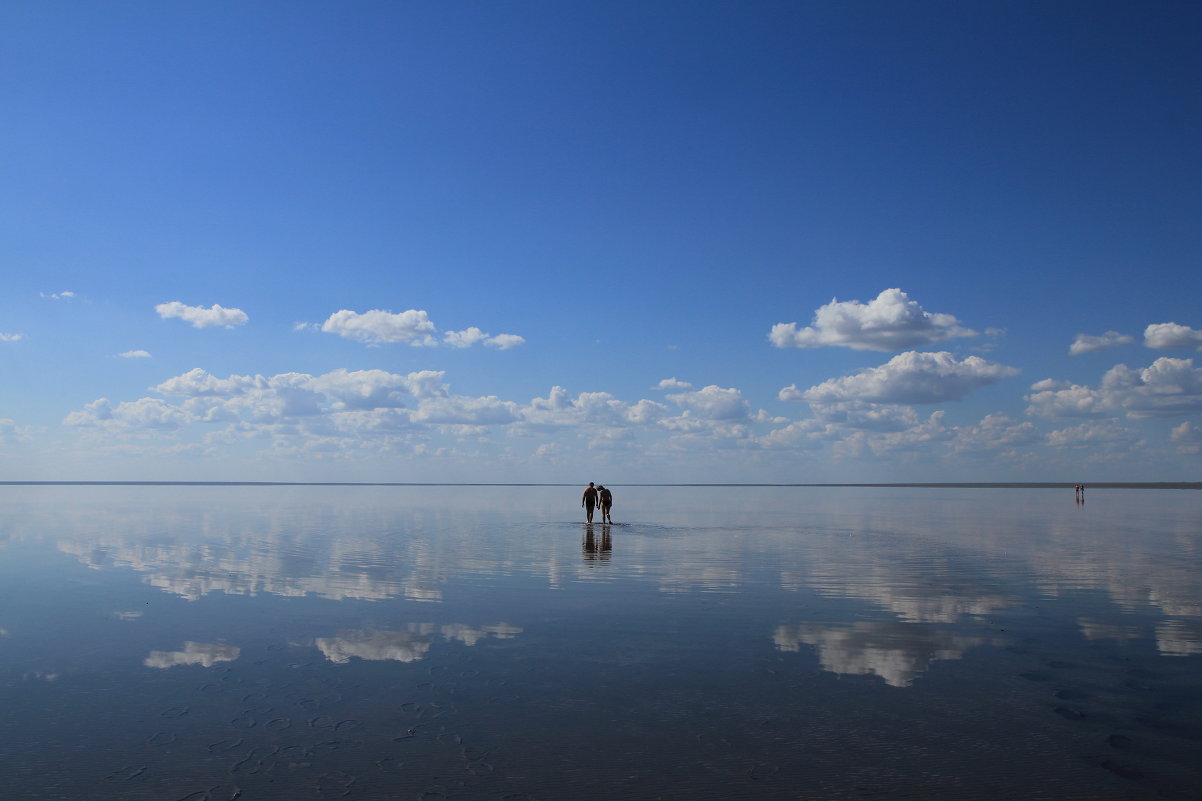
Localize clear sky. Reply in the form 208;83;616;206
3;0;1201;482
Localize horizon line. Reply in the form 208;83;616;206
1;481;1200;490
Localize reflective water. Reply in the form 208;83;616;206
1;485;1200;800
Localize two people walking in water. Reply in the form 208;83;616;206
581;482;614;523
1075;483;1086;503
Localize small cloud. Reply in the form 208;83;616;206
156;301;248;329
444;328;524;350
118;349;151;359
1070;331;1135;355
770;288;976;352
0;333;24;342
40;290;75;300
533;442;559;459
1144;322;1202;351
442;326;488;348
484;333;525;350
320;309;437;345
0;419;32;444
654;377;693;390
317;309;523;349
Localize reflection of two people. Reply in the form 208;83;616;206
582;523;612;562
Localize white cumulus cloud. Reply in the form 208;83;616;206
1171;421;1201;443
1046;420;1139;449
949;413;1040;455
1028;357;1202;420
321;308;436;345
155;368;264;398
413;395;519;425
318;309;523;349
769;288;976;351
756;419;829;450
483;332;525;350
1171;421;1202;453
310;368;446;407
1;333;24;342
654;378;693;390
146;367;452;425
62;367;578;457
833;411;953;458
442;326;488;348
520;387;669;429
119;350;152;359
795;351;1019;406
156;301;248;328
1144;322;1202;350
63;397;190;431
1069;331;1134;355
1102;358;1202;417
666;385;750;420
1024;382;1109;419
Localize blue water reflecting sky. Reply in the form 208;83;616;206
1;486;1200;799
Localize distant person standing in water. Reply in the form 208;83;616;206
582;482;598;523
597;484;613;523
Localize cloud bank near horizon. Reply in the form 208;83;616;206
4;283;1197;480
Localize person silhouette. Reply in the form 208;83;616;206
581;482;598;523
597;484;613;523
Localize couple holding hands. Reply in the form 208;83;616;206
581;482;614;523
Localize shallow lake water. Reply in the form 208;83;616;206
1;485;1200;800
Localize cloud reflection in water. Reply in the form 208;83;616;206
774;621;990;687
316;623;522;664
144;641;241;669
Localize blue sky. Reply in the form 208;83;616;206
3;1;1201;482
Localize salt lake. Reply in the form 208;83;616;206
1;484;1199;800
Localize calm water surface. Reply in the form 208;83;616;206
1;485;1200;800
